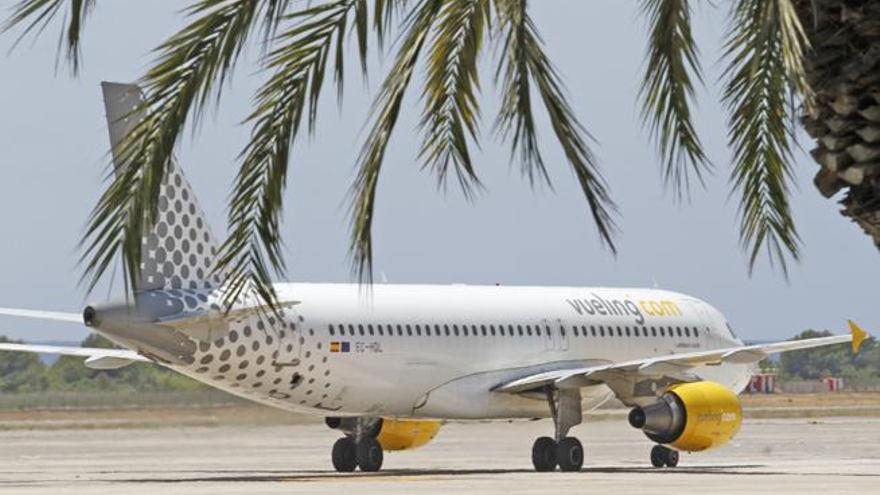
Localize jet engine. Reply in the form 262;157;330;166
325;417;441;451
628;381;742;452
376;419;442;451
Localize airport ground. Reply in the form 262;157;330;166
0;393;878;494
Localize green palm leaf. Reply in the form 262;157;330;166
80;0;286;296
495;0;618;250
350;0;444;283
3;0;96;74
721;0;811;274
419;0;489;196
639;0;711;196
217;0;365;309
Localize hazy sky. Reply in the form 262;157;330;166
0;1;877;343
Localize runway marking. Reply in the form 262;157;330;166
107;466;880;484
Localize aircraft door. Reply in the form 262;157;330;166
541;318;568;351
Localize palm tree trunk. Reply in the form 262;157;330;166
797;0;880;249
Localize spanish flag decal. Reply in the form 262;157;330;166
330;342;350;353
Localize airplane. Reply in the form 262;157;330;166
0;82;870;473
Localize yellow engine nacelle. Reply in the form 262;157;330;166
628;381;742;452
376;419;442;451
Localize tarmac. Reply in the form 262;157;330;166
0;416;878;494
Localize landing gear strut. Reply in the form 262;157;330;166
327;417;384;472
650;444;679;468
530;386;585;472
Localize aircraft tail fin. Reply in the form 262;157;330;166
101;82;225;292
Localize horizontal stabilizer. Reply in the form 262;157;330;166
0;307;82;324
0;343;149;368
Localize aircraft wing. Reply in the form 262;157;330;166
493;320;869;394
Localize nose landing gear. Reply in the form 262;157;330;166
650;444;679;468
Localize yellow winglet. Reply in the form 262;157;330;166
848;320;869;354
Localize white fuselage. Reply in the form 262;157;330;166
157;284;752;420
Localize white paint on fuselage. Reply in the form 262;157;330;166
165;284;753;419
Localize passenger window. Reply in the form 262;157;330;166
625;326;631;337
517;325;524;336
561;326;567;337
358;324;365;336
616;327;622;337
499;326;506;336
676;327;682;337
590;326;597;337
368;324;374;336
633;327;639;337
659;327;665;337
573;326;579;337
526;326;532;336
329;324;335;336
377;324;384;336
490;326;496;336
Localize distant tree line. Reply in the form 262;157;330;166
775;330;880;388
0;334;206;394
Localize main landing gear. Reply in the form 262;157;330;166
531;386;585;472
650;444;679;468
327;417;384;472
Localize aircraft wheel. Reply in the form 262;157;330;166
650;445;667;468
356;437;384;472
531;436;558;472
556;437;584;472
331;437;357;472
651;445;679;468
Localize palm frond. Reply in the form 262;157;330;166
639;0;710;196
216;0;362;310
721;0;811;275
419;0;489;195
3;0;96;75
350;0;444;283
374;0;411;47
79;0;284;298
494;0;545;185
495;0;618;251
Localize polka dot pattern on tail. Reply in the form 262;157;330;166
137;168;225;291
